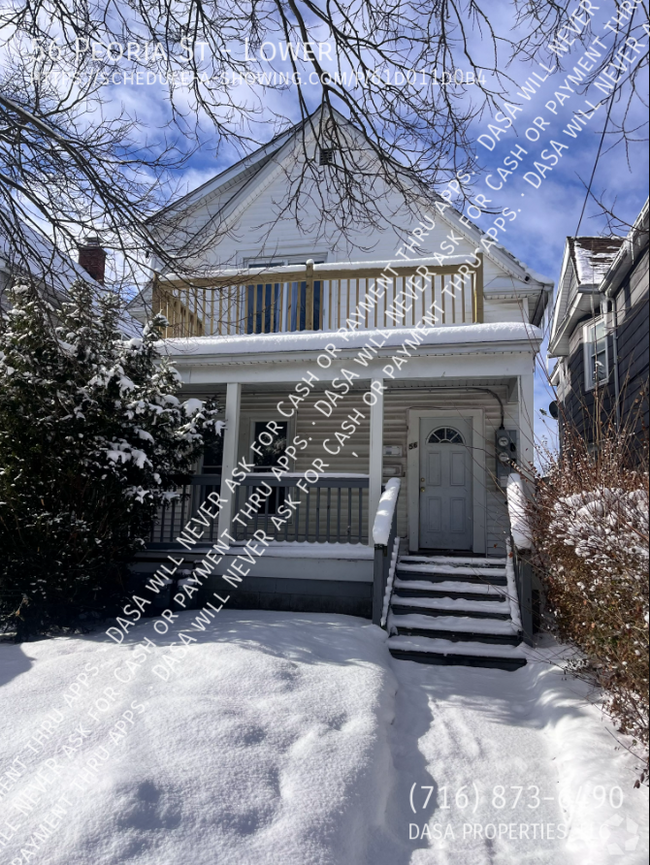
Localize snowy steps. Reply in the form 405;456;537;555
396;562;508;586
390;596;511;620
388;555;526;671
393;578;509;602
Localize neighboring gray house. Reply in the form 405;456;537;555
549;200;649;454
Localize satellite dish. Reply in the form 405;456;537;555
549;401;559;420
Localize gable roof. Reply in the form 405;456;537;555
549;215;645;357
151;119;307;225
149;105;553;318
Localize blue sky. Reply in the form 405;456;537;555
461;4;648;448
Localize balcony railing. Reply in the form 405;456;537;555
153;256;484;338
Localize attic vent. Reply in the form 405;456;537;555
319;148;336;166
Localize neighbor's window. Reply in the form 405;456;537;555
583;319;609;390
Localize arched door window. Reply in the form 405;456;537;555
427;427;465;445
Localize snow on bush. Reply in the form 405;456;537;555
550;487;648;575
0;281;222;639
530;429;649;781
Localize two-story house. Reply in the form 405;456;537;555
549;200;649;455
132;110;552;668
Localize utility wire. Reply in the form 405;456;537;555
574;12;639;235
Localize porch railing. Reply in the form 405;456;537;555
372;479;401;627
153;256;484;338
232;474;369;544
147;473;370;547
147;474;222;547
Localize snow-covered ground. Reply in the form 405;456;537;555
388;636;649;865
0;613;647;865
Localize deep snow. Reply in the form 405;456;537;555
0;613;647;865
388;636;649;864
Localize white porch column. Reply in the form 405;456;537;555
217;382;242;540
368;377;384;545
518;373;535;477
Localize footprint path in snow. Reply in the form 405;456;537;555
378;643;649;865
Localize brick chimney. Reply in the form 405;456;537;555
78;235;106;284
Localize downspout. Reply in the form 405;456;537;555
578;287;608;441
610;297;621;431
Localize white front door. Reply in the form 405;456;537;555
419;417;473;551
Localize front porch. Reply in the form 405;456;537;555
127;320;542;666
142;471;377;617
129;253;542;596
134;327;536;616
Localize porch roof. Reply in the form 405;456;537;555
161;322;542;360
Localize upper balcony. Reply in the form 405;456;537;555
152;255;485;339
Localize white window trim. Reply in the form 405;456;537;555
583;317;610;391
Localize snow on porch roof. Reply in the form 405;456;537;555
162;322;542;358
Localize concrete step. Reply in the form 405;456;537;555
387;635;527;671
400;555;507;568
395;568;507;587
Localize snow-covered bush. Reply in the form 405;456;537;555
0;281;222;639
530;429;649;779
